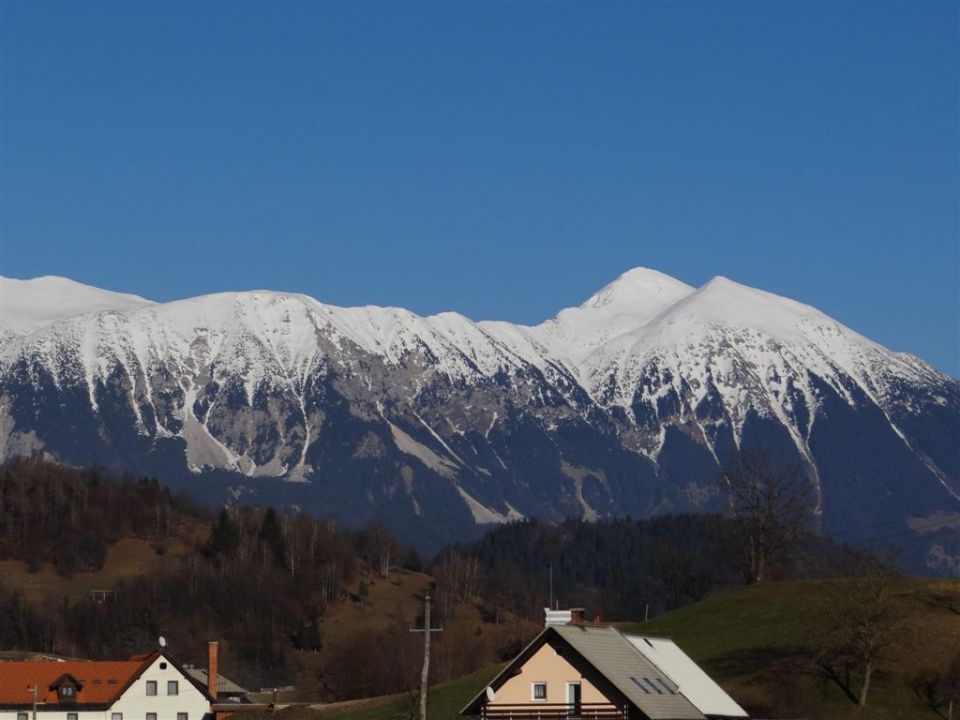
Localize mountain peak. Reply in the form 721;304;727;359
581;268;694;311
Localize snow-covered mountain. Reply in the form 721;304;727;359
1;270;957;568
0;275;153;338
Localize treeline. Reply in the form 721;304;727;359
434;514;870;622
0;460;422;692
0;459;197;574
0;458;874;700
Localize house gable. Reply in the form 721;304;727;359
110;654;211;720
462;627;634;716
491;637;628;709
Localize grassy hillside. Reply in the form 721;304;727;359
622;578;960;719
307;578;960;720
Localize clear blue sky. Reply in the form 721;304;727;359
1;2;957;375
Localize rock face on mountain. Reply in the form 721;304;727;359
1;270;957;568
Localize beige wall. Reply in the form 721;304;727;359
491;640;615;707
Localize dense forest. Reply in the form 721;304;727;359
0;459;873;701
434;512;870;622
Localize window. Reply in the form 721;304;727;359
146;713;157;720
60;686;75;697
178;713;188;720
160;662;168;670
112;713;123;720
18;713;28;720
531;682;547;701
146;681;157;696
168;681;179;696
67;714;78;720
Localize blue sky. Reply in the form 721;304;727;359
1;2;957;375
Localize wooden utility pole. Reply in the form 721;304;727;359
410;590;443;720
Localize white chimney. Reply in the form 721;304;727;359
544;608;572;627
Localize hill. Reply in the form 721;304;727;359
0;460;536;698
305;578;960;720
630;578;960;719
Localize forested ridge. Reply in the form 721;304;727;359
1;459;872;701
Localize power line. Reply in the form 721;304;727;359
830;516;960;548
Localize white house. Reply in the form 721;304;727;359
0;645;218;720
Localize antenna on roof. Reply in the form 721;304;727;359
549;562;553;608
158;636;167;648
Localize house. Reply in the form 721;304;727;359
0;643;222;720
461;609;748;720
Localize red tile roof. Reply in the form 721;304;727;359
0;658;149;707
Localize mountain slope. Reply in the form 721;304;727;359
0;271;957;564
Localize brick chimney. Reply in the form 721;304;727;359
207;641;218;701
569;608;586;625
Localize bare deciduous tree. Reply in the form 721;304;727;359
912;651;960;719
814;568;902;707
719;450;815;583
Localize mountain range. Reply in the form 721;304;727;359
1;271;957;569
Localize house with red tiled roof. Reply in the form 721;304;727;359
0;645;220;720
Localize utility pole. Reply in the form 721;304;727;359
30;685;37;720
410;591;443;720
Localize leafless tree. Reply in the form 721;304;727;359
718;450;815;583
813;567;902;707
370;522;394;580
433;551;481;621
912;651;960;719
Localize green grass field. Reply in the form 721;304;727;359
298;578;960;720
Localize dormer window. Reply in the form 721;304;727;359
48;674;82;705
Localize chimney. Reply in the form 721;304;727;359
207;641;218;701
569;608;586;625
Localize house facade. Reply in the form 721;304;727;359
462;610;748;720
0;649;214;720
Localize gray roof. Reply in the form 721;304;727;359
552;625;705;720
182;667;250;696
462;625;705;719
